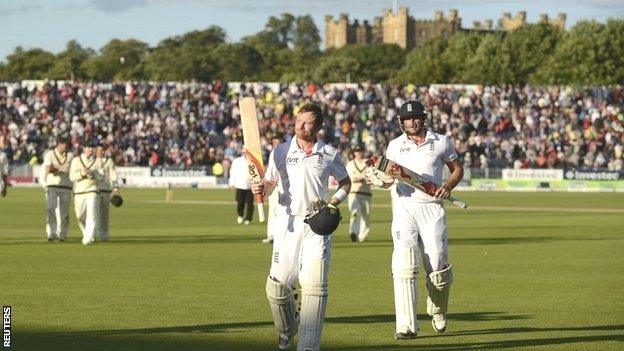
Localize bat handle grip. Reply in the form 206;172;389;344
448;195;468;209
255;194;265;222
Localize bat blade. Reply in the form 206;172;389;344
239;97;266;222
367;155;468;209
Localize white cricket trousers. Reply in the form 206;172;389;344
97;192;111;240
391;200;449;274
348;193;371;241
45;187;72;240
74;192;99;245
269;215;332;351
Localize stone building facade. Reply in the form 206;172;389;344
325;7;567;49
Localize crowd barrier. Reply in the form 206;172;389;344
7;166;623;192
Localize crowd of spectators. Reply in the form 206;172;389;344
1;81;622;174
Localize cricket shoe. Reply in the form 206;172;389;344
261;237;274;244
395;330;417;340
244;220;251;225
237;216;244;224
432;314;447;333
350;233;357;242
278;333;294;350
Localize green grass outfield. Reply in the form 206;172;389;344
1;188;623;350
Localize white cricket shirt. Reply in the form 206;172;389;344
228;155;251;190
42;149;73;189
96;157;118;191
386;131;458;203
265;137;349;217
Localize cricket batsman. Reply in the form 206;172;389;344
365;101;464;338
251;102;351;350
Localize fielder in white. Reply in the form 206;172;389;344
95;143;119;241
0;135;8;198
366;100;464;338
70;141;101;245
42;137;73;241
252;103;351;351
345;145;372;242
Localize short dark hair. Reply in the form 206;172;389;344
298;102;323;127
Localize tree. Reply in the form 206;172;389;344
315;44;405;82
85;39;148;81
462;33;512;84
143;26;226;81
266;13;295;46
395;37;448;84
501;23;560;84
212;43;263;81
536;20;624;85
3;47;55;80
48;40;95;80
293;15;321;54
439;32;482;83
313;54;360;82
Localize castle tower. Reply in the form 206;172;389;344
381;6;413;49
325;14;350;49
499;11;527;31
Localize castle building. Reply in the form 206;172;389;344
325;8;566;49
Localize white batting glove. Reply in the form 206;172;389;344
365;167;394;189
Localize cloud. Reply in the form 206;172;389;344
89;0;149;13
0;4;42;18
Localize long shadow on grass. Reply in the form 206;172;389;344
335;236;613;250
0;235;258;245
24;316;623;350
335;333;624;350
37;312;527;337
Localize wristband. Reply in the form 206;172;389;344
332;188;347;204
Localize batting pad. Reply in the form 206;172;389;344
266;276;299;337
392;246;419;334
298;259;329;351
426;265;453;315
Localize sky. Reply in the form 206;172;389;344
1;0;623;61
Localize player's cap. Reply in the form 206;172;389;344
352;145;364;152
399;101;427;119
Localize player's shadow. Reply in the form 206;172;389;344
335;331;624;350
326;311;529;325
107;234;259;244
31;316;624;350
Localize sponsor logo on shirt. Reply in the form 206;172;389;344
286;157;299;165
400;147;411;153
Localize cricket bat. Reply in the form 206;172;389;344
239;97;266;222
366;155;468;209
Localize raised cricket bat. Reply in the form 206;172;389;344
239;97;266;222
366;155;468;209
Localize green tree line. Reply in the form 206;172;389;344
1;14;622;85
